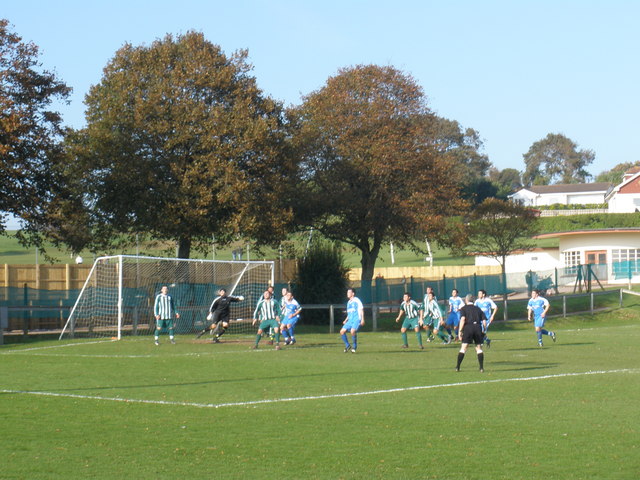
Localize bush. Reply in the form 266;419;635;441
539;212;640;233
293;240;349;324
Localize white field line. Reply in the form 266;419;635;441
1;369;636;410
0;339;117;354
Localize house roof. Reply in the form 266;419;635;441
605;170;640;201
519;183;612;195
535;228;640;239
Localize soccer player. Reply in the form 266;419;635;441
281;291;302;345
252;290;281;350
396;292;424;349
341;288;365;353
446;288;464;341
422;290;451;344
195;288;244;343
421;286;438;341
456;294;487;372
474;289;497;348
527;289;556;347
153;285;180;345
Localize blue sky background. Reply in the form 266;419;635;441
4;1;640;219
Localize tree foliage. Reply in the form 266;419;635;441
522;133;594;186
293;240;349;322
291;65;466;301
595;161;640;185
0;19;71;234
60;32;292;257
488;167;522;197
456;198;540;301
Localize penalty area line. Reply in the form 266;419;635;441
1;368;637;409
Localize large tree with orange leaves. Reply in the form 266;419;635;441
291;65;467;301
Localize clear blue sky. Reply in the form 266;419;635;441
4;0;640;181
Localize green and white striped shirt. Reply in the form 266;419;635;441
400;299;421;319
254;298;280;321
154;293;178;319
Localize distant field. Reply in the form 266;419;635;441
0;231;476;267
1;298;638;479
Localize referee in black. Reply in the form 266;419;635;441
456;294;488;372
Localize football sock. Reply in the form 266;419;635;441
289;325;295;340
281;328;290;340
437;330;448;342
416;331;423;346
401;331;408;346
352;334;357;350
478;352;484;370
541;329;552;336
275;332;281;344
216;326;227;338
341;333;350;348
456;352;465;369
255;334;261;346
537;331;543;342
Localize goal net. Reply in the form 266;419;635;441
60;255;274;340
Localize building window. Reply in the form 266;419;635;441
563;251;581;275
612;248;640;276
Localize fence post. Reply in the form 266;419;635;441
372;305;378;332
442;275;447;298
620;288;623;307
563;295;567;318
473;273;477;294
0;306;7;345
329;304;334;334
590;292;594;314
23;283;29;337
503;298;508;321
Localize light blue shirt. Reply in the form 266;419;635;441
528;297;549;319
346;297;364;323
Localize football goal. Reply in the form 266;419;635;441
60;255;274;340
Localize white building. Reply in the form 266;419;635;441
476;228;640;285
605;167;640;213
509;183;612;207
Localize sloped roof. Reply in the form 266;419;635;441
535;228;640;239
524;182;612;194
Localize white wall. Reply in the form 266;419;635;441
608;194;640;213
475;250;560;273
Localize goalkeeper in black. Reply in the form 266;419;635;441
455;294;488;372
196;288;244;342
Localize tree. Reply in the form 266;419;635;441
0;19;71;233
60;32;292;258
595;161;640;184
293;239;349;323
291;65;465;302
522;133;594;186
488;167;522;198
456;198;540;313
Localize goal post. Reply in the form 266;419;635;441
60;255;274;340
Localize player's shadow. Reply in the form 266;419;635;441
490;360;560;372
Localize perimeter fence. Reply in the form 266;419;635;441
1;262;638;342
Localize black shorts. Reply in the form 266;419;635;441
211;311;230;325
461;324;484;345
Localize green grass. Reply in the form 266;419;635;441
0;230;474;267
2;296;640;479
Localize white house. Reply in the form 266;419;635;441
509;183;612;207
605;167;640;213
476;228;640;285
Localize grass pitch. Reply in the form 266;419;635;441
1;309;639;479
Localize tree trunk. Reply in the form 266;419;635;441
177;237;191;259
359;245;380;304
501;257;508;321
